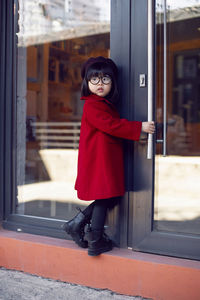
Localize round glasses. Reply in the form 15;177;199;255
89;75;111;85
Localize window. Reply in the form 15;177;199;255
16;0;110;221
2;0;111;238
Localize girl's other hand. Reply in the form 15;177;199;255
142;121;155;134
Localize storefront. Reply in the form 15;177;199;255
1;0;200;299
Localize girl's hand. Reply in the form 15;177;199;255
142;121;155;134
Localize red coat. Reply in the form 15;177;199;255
74;94;142;200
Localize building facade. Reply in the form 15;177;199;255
0;0;200;299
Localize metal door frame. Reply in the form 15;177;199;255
123;0;200;260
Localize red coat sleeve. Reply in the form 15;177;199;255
85;101;142;141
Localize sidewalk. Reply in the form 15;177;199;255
0;268;148;300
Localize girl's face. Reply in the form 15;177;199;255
88;74;112;98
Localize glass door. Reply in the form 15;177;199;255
154;0;200;235
129;0;200;260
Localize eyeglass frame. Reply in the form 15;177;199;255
88;75;112;85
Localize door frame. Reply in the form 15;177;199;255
121;0;200;260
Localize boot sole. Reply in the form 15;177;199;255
88;245;113;256
62;223;88;248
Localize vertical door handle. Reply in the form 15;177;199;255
163;0;167;156
147;0;153;159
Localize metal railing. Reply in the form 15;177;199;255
31;121;81;149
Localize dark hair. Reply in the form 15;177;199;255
81;62;119;104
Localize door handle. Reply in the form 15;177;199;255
147;0;153;159
163;0;167;156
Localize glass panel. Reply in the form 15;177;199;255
16;0;110;220
154;0;200;234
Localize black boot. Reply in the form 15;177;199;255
85;227;113;256
62;208;90;248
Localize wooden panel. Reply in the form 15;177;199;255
27;82;41;92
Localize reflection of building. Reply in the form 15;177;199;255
156;4;200;155
26;35;109;187
22;1;110;187
18;0;110;46
27;35;109;123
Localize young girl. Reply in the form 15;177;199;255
63;56;155;256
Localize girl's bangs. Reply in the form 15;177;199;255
86;63;114;80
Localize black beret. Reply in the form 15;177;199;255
81;56;118;79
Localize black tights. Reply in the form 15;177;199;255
82;196;121;231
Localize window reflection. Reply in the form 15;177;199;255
154;0;200;235
16;0;110;220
